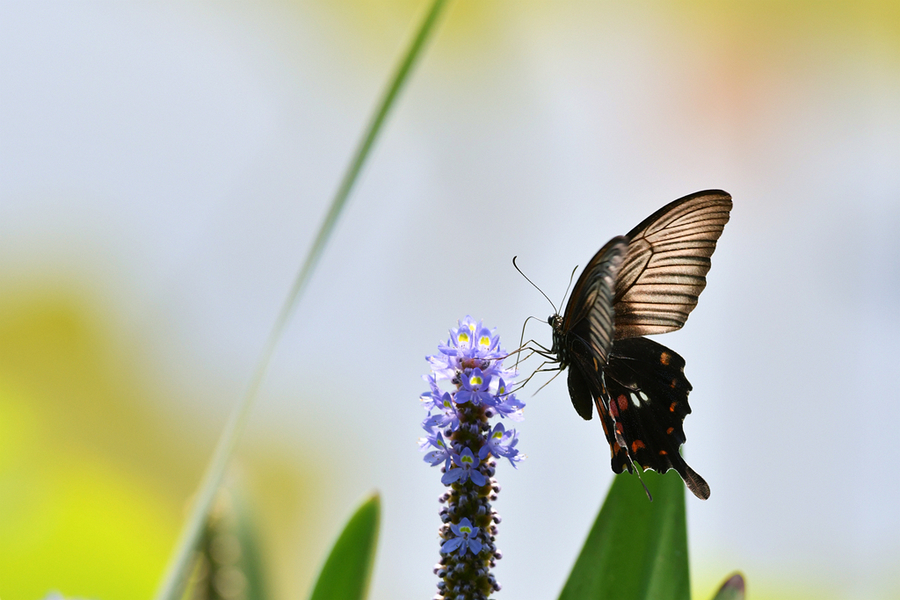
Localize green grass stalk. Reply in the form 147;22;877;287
152;2;449;598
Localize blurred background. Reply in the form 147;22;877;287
1;1;899;599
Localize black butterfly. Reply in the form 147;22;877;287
549;190;732;500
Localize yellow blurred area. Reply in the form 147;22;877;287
0;288;185;598
0;288;327;600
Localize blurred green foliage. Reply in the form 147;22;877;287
0;290;181;598
0;289;326;600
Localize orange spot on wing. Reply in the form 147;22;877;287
631;440;646;452
617;395;628;411
659;450;668;455
669;401;678;413
670;379;677;389
660;352;671;366
616;423;625;435
609;401;619;418
666;427;674;435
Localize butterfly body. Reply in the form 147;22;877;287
549;190;731;500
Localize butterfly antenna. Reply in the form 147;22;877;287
512;256;558;315
558;264;579;312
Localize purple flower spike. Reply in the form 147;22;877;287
441;517;483;556
479;423;517;462
456;368;495;407
443;447;487;486
420;317;524;600
423;431;453;469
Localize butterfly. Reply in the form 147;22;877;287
549;190;732;500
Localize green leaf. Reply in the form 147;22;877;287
558;470;690;600
709;573;745;600
308;493;381;600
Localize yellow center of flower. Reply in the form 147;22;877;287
457;332;470;344
469;375;483;387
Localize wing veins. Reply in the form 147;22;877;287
613;191;731;339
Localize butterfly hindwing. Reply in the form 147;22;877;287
603;337;710;500
565;347;619;447
566;359;594;421
614;190;732;339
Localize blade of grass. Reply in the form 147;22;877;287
233;494;270;600
308;494;381;600
153;2;449;598
558;470;691;600
178;489;270;600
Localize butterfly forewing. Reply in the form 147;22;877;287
613;190;732;339
559;236;628;366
